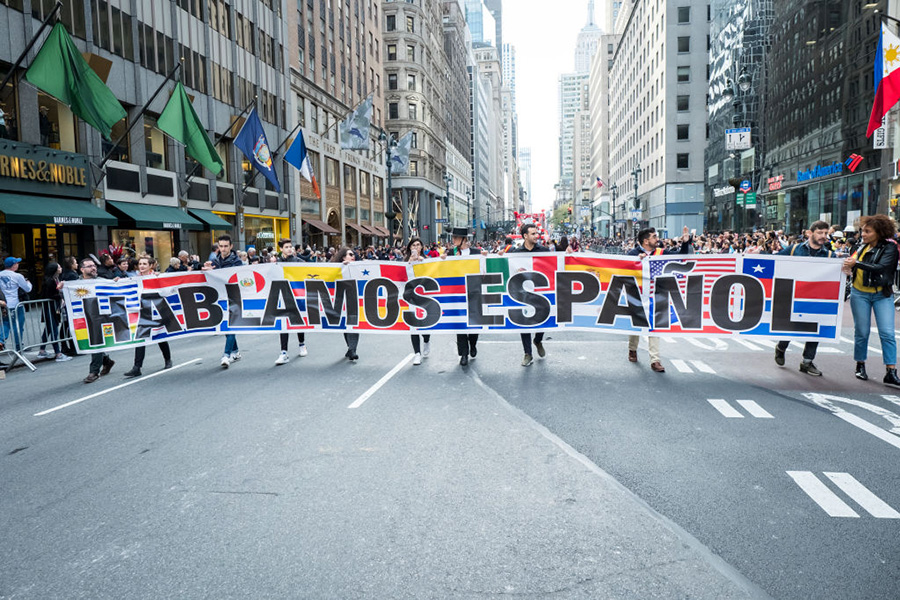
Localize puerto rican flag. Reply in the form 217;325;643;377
867;23;900;137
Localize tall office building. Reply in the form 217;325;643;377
589;33;620;236
443;0;475;232
483;0;503;60
519;147;533;212
289;0;388;248
608;0;709;235
501;43;516;110
575;0;604;74
473;45;503;229
557;72;589;209
464;0;497;46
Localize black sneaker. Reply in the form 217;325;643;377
884;368;900;389
855;362;868;381
774;347;785;366
123;367;141;378
800;361;822;376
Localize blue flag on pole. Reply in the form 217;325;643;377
234;109;280;193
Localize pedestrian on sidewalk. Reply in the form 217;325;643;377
332;246;359;361
0;256;32;352
774;220;834;376
274;239;308;365
79;258;115;383
405;237;430;366
37;261;71;362
203;234;244;368
842;215;900;387
626;225;694;373
511;223;549;367
124;256;172;377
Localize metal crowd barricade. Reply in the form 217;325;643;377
0;298;74;373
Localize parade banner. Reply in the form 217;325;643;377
62;253;845;354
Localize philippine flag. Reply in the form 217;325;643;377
867;23;900;137
284;130;322;198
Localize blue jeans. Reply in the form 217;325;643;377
849;288;897;365
223;334;239;357
1;306;26;351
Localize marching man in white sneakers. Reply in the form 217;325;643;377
405;237;430;365
275;238;309;365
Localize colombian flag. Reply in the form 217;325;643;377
867;23;900;137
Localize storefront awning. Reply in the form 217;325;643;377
107;201;203;231
359;224;379;235
0;193;117;226
371;225;391;236
346;222;367;234
302;218;339;234
188;209;233;229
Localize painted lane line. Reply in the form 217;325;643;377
34;358;203;417
691;360;716;374
733;339;764;351
707;399;743;418
869;345;883;355
670;359;693;373
824;472;900;519
736;400;774;419
786;471;859;518
882;395;900;410
348;353;414;409
832;412;900;451
751;339;776;348
804;393;900;444
840;336;854;345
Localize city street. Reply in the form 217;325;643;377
2;310;899;599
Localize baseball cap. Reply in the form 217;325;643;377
3;257;22;268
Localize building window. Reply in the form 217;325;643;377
406;15;414;32
677;66;690;82
386;14;395;31
388;73;397;89
344;206;356;219
677;95;689;111
408;103;417;120
677;6;690;23
677;124;689;140
676;154;689;169
409;160;418;176
677;36;690;53
406;44;414;61
326;157;338;187
360;173;370;196
0;76;19;141
387;44;396;60
407;74;416;91
343;164;356;192
410;132;417;148
389;103;399;119
143;117;167;169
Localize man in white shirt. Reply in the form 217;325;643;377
0;257;32;351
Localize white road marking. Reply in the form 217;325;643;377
34;358;203;417
686;338;727;351
691;360;716;374
752;339;776;348
840;336;854;345
882;395;900;410
736;400;774;419
869;345;883;355
786;471;860;518
733;339;764;351
804;393;900;444
670;359;693;373
707;399;743;418
824;472;900;519
348;353;414;409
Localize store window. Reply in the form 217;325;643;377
38;93;78;152
374;177;383;200
344;206;356;219
111;229;175;268
0;73;19;141
326;157;338;187
102;118;130;162
343;164;356;192
144;117;167;169
360;172;370;197
214;140;231;181
243;214;287;250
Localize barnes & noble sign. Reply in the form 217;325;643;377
0;140;90;198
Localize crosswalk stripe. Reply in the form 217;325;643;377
824;472;900;519
733;339;764;351
787;471;860;518
691;360;716;374
840;336;854;345
670;359;693;373
752;339;776;348
707;399;744;418
736;400;774;419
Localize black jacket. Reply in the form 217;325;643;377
626;241;691;256
511;243;549;253
852;239;899;296
210;251;243;270
278;254;307;263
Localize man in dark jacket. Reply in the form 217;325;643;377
203;234;243;368
96;253;117;279
447;227;484;366
79;257;115;382
774;220;833;376
511;223;550;366
274;239;308;364
626;226;694;373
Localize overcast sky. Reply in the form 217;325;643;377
505;0;596;213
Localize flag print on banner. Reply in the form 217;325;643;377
61;254;845;354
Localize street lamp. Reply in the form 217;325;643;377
610;182;618;237
631;164;642;241
378;130;398;239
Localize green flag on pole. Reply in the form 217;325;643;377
24;22;126;140
156;82;223;175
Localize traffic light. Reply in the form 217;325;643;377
567;206;572;214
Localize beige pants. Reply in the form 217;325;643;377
628;335;660;363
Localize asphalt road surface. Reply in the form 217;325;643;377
1;311;898;599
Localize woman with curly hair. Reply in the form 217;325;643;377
842;214;900;387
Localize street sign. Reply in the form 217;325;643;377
874;116;888;149
631;217;638;224
737;192;756;208
726;127;751;150
434;218;448;223
630;210;641;218
739;180;751;193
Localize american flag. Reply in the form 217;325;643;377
647;256;738;334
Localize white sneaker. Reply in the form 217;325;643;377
275;351;290;365
230;352;242;362
422;341;430;358
37;350;52;359
221;355;231;368
55;353;73;362
298;344;308;357
412;352;422;365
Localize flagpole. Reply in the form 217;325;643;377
99;61;182;168
0;0;62;98
877;11;900;29
182;96;256;183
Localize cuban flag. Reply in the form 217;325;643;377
867;23;900;137
284;130;321;199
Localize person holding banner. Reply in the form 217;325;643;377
332;247;360;361
123;256;173;377
842;215;900;387
445;227;482;366
203;234;244;368
626;226;693;373
275;239;308;365
774;221;833;376
79;258;115;383
511;223;550;367
405;238;431;365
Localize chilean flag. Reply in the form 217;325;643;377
284;130;322;198
867;23;900;137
